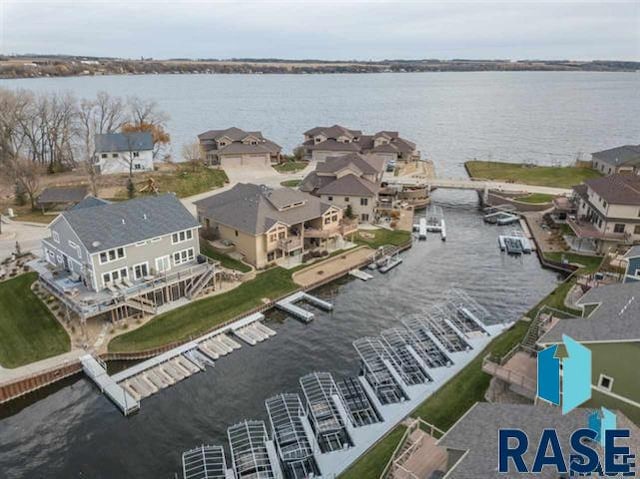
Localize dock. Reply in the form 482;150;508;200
349;269;373;281
81;355;140;415
498;232;532;255
276;291;333;323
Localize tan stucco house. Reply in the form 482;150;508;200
299;153;385;223
302;124;420;163
197;127;281;167
194;184;357;268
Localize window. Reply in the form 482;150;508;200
602;200;607;208
151;237;161;243
235;230;239;237
52;231;60;243
133;152;140;158
133;262;149;280
99;247;125;264
360;198;368;206
324;217;331;225
344;197;350;202
135;241;147;247
613;224;625;234
155;255;171;273
328;196;333;201
102;267;128;286
635;225;640;235
134;163;142;170
101;153;107;159
598;374;613;391
173;248;195;265
112;153;118;158
68;240;81;259
361;213;369;222
172;229;193;244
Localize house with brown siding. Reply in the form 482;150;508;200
197;127;281;167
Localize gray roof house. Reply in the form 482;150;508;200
37;193;217;321
438;403;639;479
94;132;154;175
302;125;420;162
197;127;281;167
194;183;353;268
95;132;154;153
592;144;640;175
36;185;90;211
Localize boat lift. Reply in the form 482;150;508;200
353;338;409;404
227;420;281;479
182;445;228;479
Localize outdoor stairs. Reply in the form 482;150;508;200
125;296;156;316
185;264;215;299
521;314;545;351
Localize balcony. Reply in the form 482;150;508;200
278;236;303;253
482;350;537;400
304;220;358;239
567;217;629;242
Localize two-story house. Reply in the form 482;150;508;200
94;132;154;174
302;125;420;163
194;183;357;269
591;144;640;175
624;245;640;283
38;194;217;321
569;174;640;253
299;153;384;223
197;127;281;167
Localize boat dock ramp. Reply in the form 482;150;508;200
483;205;520;225
275;291;333;323
85;312;278;413
349;269;373;281
413;205;447;241
180;288;507;479
498;230;533;255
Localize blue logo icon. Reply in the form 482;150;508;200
537;334;591;414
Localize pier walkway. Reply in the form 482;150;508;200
385;176;572;196
81;355;140;415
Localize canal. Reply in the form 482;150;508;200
0;192;559;478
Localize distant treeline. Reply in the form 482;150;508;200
0;56;637;79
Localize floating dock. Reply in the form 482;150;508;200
498;232;532;255
378;254;403;273
81;355;140;415
276;291;333;323
484;211;520;225
349;269;373;281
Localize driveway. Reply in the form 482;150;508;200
0;219;47;261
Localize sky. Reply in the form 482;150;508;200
1;0;639;61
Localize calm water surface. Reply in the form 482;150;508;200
0;72;637;478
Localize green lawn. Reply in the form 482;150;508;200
543;252;603;274
200;240;252;273
340;425;408;479
108;267;298;353
274;161;308;173
0;273;70;368
465;161;601;189
355;228;412;249
514;193;556;204
280;179;301;187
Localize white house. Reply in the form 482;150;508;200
94;132;154;174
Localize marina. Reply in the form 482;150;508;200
180;288;506;479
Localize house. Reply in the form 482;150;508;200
197;127;281;167
624;245;640;283
299;153;384;223
36;185;90;212
94;132;154;174
568;174;640;253
437;403;639;478
37;193;217;321
194;183;357;269
537;282;640;423
591;144;640;175
302;125;420;163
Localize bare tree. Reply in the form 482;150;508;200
7;157;43;209
182;141;203;171
125;96;170;159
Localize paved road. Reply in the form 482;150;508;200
384;175;572;196
0;219;47;262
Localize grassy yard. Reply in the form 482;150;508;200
514;193;555;204
114;164;228;199
465;161;601;189
274;161;308;173
108;267;297;353
280;179;301;188
543;252;603;274
200;240;252;273
0;273;70;368
340;425;408;479
355;228;412;249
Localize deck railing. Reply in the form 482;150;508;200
481;354;537;394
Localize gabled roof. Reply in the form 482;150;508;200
317;174;379;197
95;132;153;153
218;142;274;156
438;403;639;479
70;195;110;210
538;282;640;344
583;174;640;206
299;171;335;194
304;125;362;138
306;139;361;152
318;153;384;176
58;193;199;253
624;245;640;259
198;127;264;142
194;183;336;235
592;144;640;167
198;128;281;154
37;185;89;205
